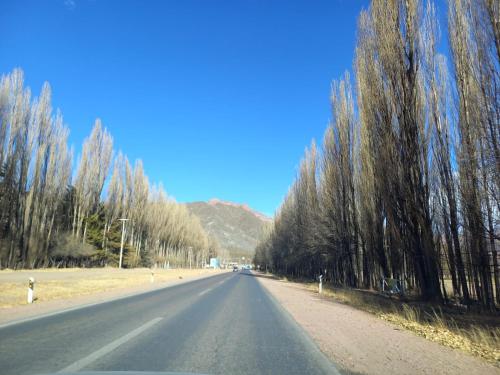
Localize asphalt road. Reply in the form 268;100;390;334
0;270;340;375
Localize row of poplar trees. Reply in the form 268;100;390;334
0;69;215;269
255;0;499;309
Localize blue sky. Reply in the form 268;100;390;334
0;0;448;216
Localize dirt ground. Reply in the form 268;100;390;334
0;267;225;325
256;273;500;375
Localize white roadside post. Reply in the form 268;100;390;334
319;274;323;294
118;218;129;269
27;277;35;303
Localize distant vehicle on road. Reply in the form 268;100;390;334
233;266;239;272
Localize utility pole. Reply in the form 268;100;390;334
118;218;129;269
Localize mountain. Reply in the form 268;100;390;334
186;199;271;260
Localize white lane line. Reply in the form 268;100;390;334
217;278;228;286
198;288;212;296
198;279;227;297
59;317;162;373
198;274;231;296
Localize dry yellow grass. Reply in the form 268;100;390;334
297;281;500;365
0;268;223;308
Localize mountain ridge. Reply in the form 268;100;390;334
186;199;271;259
206;198;272;222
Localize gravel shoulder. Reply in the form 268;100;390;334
0;268;225;325
256;273;499;375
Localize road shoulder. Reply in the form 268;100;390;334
0;270;225;327
256;273;499;375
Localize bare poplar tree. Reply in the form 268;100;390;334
73;119;113;242
449;0;498;308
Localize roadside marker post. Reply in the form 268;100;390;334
319;275;323;294
27;277;35;304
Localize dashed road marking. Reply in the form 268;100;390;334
59;317;162;373
198;288;213;297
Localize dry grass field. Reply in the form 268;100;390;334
0;267;222;308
